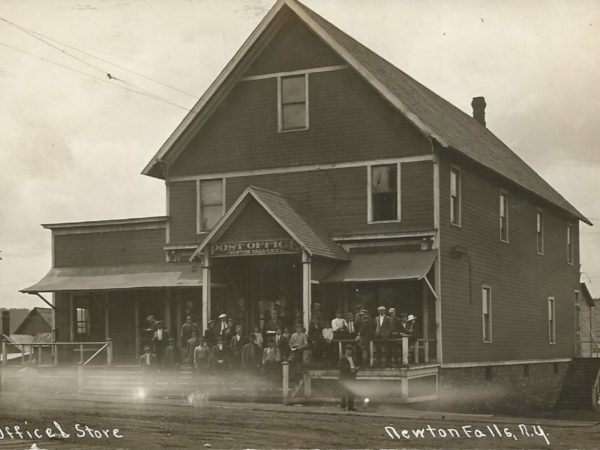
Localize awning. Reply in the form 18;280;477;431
322;250;436;283
21;263;203;293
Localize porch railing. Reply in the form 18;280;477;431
0;339;113;367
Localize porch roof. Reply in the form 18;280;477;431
20;262;203;293
322;250;436;283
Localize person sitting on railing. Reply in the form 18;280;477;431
289;324;308;369
163;338;182;372
374;306;393;367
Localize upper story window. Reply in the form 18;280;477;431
198;179;224;233
278;74;308;131
499;192;509;242
369;163;400;223
548;297;556;344
536;211;544;254
450;167;461;226
482;285;492;343
567;224;574;264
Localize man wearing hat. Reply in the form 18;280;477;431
163;337;182;371
338;344;358;411
217;314;229;337
374;306;392;367
211;335;230;372
388;308;401;366
139;345;158;372
152;320;170;364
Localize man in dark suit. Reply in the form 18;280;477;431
338;344;358;411
229;325;246;370
357;311;374;366
374;306;393;366
211;336;230;372
274;328;289;361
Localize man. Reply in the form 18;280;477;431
274;328;289;361
139;345;159;373
398;313;409;335
289;324;308;367
144;315;158;346
181;316;197;342
345;312;357;338
338;344;358;411
163;338;182;371
229;325;246;369
374;306;392;366
204;320;217;347
241;333;262;374
217;313;229;336
311;302;324;328
262;339;281;385
152;321;169;364
331;312;348;339
357;311;374;366
389;308;401;366
307;318;323;363
211;336;229;372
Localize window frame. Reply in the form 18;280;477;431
567;224;574;265
196;178;226;234
499;191;509;243
482;285;492;343
548;297;556;344
367;162;401;224
450;166;462;227
73;294;92;340
277;73;309;132
536;210;544;255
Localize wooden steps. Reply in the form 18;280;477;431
556;358;600;409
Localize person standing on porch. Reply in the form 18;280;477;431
193;338;211;375
275;328;289;361
241;333;262;374
211;336;229;372
262;339;281;385
153;321;169;365
185;329;200;366
163;338;182;371
144;315;158;346
345;313;357;339
374;306;392;367
181;316;197;342
339;344;358;411
289;325;308;368
204;320;217;347
230;325;246;370
331;312;348;339
140;345;159;372
357;311;374;366
217;314;229;336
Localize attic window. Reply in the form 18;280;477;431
278;74;308;131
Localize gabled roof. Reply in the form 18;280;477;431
191;186;350;261
144;0;590;225
13;307;53;334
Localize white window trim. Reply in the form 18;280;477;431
482;285;492;343
367;162;402;224
196;178;226;234
450;165;461;227
536;209;544;255
277;73;309;133
499;191;509;243
548;297;556;344
567;224;574;265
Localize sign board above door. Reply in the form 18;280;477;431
210;239;301;257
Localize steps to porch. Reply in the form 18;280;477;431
556;358;600;409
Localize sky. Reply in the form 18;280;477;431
0;0;599;309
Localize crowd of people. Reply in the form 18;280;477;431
138;303;418;377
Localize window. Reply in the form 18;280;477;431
548;297;556;344
76;307;91;336
536;211;544;254
482;285;492;343
279;74;308;131
567;224;574;264
450;167;461;226
499;192;509;242
369;164;400;222
198;179;224;233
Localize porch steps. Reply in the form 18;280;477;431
556;358;600;409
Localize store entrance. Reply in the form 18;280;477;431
211;254;303;335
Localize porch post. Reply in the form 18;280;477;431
176;291;183;348
302;251;312;331
421;280;429;362
202;254;211;333
104;293;110;340
165;288;172;334
69;295;74;342
134;295;140;357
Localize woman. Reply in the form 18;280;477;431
193;338;211;376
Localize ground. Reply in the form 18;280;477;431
0;393;599;449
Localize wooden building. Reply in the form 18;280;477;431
22;0;591;405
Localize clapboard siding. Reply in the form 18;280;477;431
169;66;430;177
439;154;580;363
168;180;198;244
218;199;291;242
245;13;344;76
54;228;166;267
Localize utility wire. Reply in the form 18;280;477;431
0;41;190;111
0;16;193;110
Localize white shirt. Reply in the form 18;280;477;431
378;315;385;327
347;356;355;369
331;318;347;332
157;329;163;340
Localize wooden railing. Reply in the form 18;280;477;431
0;339;113;367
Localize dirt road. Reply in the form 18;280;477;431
0;394;598;449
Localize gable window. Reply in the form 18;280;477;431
369;163;400;223
450;167;461;226
198;179;224;233
499;192;509;242
279;74;308;131
567;224;574;264
482;285;492;343
536;211;544;254
548;297;556;344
